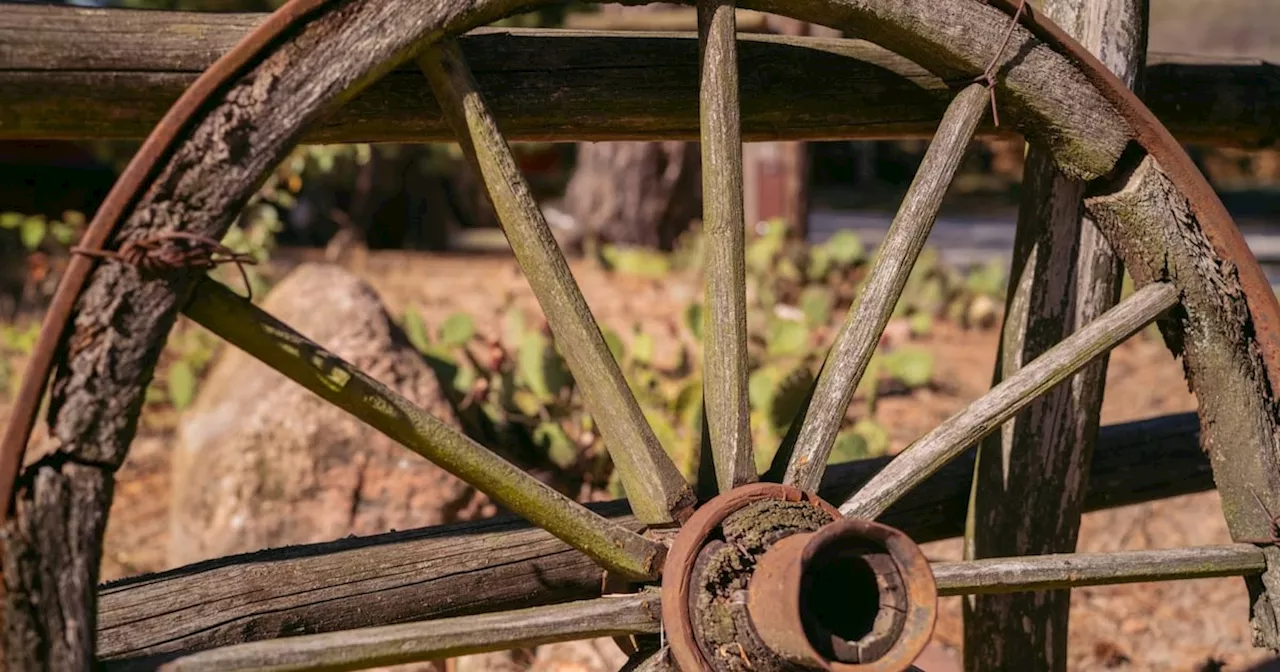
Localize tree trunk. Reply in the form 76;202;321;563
561;140;701;251
559;3;702;252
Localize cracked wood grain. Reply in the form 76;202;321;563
696;0;756;493
155;593;662;672
935;544;1266;596
3;7;1274;147
963;1;1148;669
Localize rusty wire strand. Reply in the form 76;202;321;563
71;231;258;300
959;0;1029;127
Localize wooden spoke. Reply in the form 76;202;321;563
621;647;674;672
697;0;755;493
155;592;662;672
419;39;695;525
840;281;1178;519
772;83;990;492
934;545;1266;596
182;280;665;581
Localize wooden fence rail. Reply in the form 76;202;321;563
97;412;1209;667
2;5;1277;148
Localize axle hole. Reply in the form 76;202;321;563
800;545;904;663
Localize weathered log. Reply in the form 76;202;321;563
1;5;1276;147
96;412;1211;667
965;1;1146;669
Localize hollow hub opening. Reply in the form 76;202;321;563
799;543;907;664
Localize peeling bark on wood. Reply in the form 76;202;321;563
1087;157;1280;650
95;413;1211;666
963;1;1147;670
3;7;1275;147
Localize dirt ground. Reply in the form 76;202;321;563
26;251;1276;671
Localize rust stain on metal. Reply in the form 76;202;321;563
747;517;937;672
661;483;840;672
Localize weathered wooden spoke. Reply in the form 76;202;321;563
696;0;755;494
183;280;666;580
841;281;1179;519
934;545;1267;597
156;593;661;672
771;83;990;492
419;39;695;525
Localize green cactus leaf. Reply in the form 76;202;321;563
503;309;527;348
909;311;934;338
600;245;671;278
632;330;656;367
603;327;626;363
768;365;815;434
534;422;578;469
820;230;865;267
20;216;46;251
746;220;786;273
643;408;695;480
767;317;810;357
438;313;476;349
799;286;835;327
807;246;833;280
966;258;1007;298
853;419;892;457
511;388;543;416
881;347;934;389
518;332;551;398
402;308;432;353
684;302;704;341
748;367;778;413
167;360;198;411
450;361;476;395
672;378;703;430
828;430;870;465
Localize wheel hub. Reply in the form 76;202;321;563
661;483;937;672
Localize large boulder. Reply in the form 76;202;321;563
169;263;491;567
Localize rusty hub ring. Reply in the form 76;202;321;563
747;517;937;671
661;483;842;672
661;484;935;672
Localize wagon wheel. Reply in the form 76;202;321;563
4;0;1280;670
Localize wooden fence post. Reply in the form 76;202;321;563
962;0;1149;670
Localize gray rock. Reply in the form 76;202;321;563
169;262;491;567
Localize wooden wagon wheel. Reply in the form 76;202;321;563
3;0;1280;670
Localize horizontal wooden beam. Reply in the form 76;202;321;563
97;412;1211;667
1;5;1275;147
